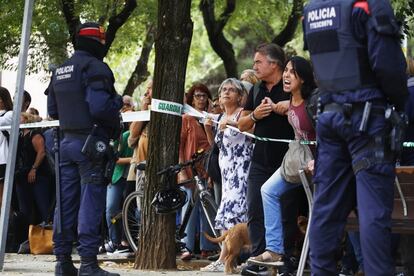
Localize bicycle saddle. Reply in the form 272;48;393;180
151;188;187;214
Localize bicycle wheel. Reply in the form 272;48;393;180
122;191;142;253
200;192;219;238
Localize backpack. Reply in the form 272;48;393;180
205;113;224;184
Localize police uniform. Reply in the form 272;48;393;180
47;23;122;276
303;0;408;275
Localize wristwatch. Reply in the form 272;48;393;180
31;166;37;170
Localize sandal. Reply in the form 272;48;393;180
248;250;284;266
180;250;193;261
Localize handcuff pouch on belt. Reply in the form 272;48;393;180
81;126;118;184
385;107;408;157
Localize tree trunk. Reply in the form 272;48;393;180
134;0;193;270
123;24;155;96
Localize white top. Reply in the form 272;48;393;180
0;110;12;164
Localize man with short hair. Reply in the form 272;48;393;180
47;22;122;276
238;43;294;275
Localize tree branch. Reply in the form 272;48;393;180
272;0;303;47
216;0;236;32
61;0;80;46
104;0;137;56
200;0;238;77
123;24;155;96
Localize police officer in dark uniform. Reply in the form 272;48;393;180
47;22;122;276
302;0;408;275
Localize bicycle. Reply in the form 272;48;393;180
122;162;145;253
122;149;219;253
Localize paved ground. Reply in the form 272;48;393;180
1;254;226;275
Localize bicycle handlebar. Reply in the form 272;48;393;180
157;149;209;176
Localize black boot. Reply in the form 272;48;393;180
78;256;120;276
55;255;78;276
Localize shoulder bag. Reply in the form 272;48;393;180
280;140;313;183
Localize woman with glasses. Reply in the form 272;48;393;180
178;83;218;260
201;78;254;272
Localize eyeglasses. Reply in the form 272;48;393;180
194;93;208;99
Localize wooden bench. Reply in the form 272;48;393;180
296;166;414;276
346;166;414;233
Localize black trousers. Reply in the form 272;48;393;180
246;162;275;256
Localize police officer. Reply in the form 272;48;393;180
47;22;122;276
302;1;408;275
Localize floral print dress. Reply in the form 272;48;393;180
214;110;254;230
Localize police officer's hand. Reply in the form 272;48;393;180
253;98;273;120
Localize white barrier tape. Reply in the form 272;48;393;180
1;100;413;147
182;104;318;145
0;110;151;130
151;98;183;116
121;110;150;122
0;120;60;130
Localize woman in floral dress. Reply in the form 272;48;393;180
201;78;254;272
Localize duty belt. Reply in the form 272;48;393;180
322;102;385;117
62;129;89;139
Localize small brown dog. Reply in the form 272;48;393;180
204;223;251;274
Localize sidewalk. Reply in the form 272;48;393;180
1;253;221;275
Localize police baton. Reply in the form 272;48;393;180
52;127;62;234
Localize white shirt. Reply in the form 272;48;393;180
0;110;13;164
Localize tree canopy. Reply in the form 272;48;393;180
1;0;413;97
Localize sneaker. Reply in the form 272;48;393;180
248;250;284;266
200;260;225;272
241;264;268;276
98;241;116;254
339;266;354;276
107;244;133;257
278;272;294;276
277;263;295;276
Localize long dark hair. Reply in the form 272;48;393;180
0;87;13;111
286;56;316;100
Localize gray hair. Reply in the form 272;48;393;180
255;43;285;69
218;78;244;96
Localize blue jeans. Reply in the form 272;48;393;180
181;187;217;252
105;178;127;245
261;168;301;254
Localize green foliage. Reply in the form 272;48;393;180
3;0;412;94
